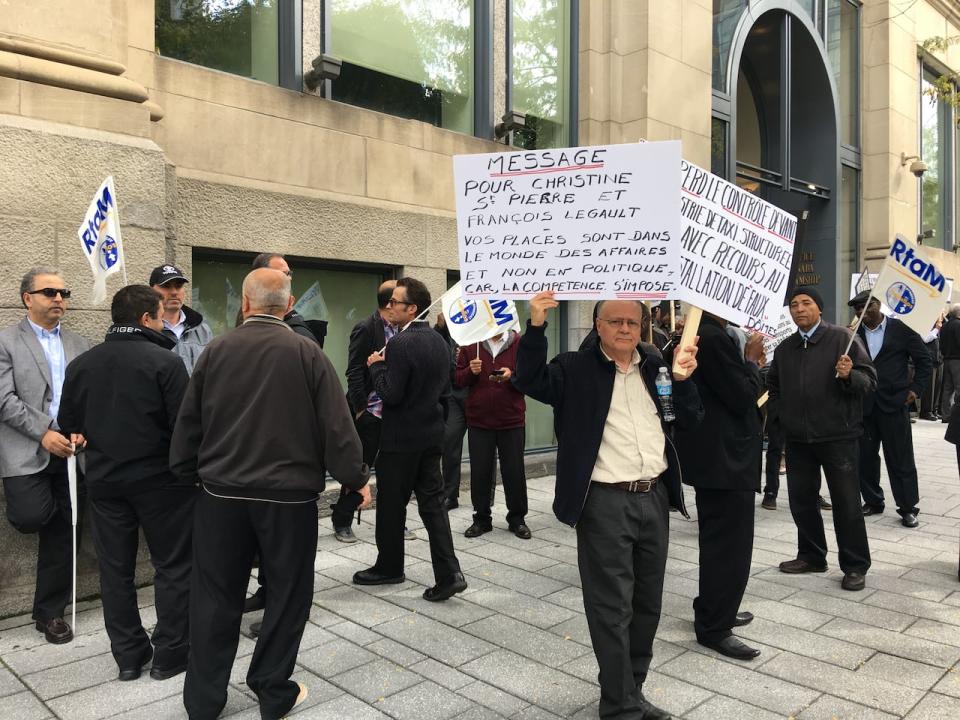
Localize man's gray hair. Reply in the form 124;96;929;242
596;299;645;317
19;267;62;307
242;269;291;312
949;304;960;320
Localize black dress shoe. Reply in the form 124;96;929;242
901;513;919;528
637;693;672;720
733;611;754;627
423;572;468;602
698;635;761;660
243;589;266;613
841;572;866;591
150;662;187;681
779;558;827;574
353;568;405;585
444;497;459;510
510;523;532;539
117;648;153;681
35;617;73;645
464;522;492;538
862;504;884;516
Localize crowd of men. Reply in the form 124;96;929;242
0;260;956;720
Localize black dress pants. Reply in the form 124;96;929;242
577;481;669;719
90;486;196;670
442;397;467;502
331;412;381;529
3;457;78;622
693;488;755;643
763;423;784;498
785;440;871;574
184;491;317;720
373;448;460;583
467;426;528;527
859;408;920;515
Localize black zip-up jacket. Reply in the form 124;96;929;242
57;324;190;498
767;321;876;443
514;321;703;526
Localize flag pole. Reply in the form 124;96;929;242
67;451;78;634
841;265;874;357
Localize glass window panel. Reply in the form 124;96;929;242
827;0;858;147
511;301;558;449
190;255;384;390
839;165;858;313
155;0;279;84
711;118;727;178
736;72;763;168
510;0;570;150
921;71;946;246
794;0;815;21
330;0;474;134
713;0;748;92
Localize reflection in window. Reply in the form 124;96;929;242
330;0;474;134
512;301;559;449
921;71;946;246
711;118;727;178
190;256;384;389
155;0;279;84
827;0;858;147
511;0;570;149
712;0;748;92
839;165;858;304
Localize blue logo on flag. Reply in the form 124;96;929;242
449;301;478;325
885;282;915;315
99;236;119;271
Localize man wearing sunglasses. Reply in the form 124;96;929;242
149;264;213;375
0;267;90;644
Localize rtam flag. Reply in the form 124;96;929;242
441;281;520;347
872;235;950;336
76;176;126;304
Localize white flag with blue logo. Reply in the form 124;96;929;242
441;281;520;347
873;235;950;336
76;176;126;304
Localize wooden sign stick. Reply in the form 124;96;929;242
671;306;702;380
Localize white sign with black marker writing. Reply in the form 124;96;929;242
678;160;797;336
453;142;681;300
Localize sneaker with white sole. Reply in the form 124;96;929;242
334;526;357;543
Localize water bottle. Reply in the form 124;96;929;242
655;367;676;422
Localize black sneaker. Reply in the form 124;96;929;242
761;494;777;510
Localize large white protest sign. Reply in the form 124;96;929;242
762;306;797;359
871;236;951;336
76;176;126;303
677;160;796;336
440;282;520;346
453;142;681;300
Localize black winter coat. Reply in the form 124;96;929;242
345;311;388;415
514;321;703;526
856;317;931;415
58;325;190;497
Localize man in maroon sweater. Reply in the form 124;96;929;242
455;330;530;539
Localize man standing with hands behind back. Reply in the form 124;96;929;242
514;291;702;720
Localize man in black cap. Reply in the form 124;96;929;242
149;264;213;375
848;290;931;527
767;286;876;591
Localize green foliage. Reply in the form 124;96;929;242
920;36;960;119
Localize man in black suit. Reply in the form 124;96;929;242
850;291;932;527
331;279;397;542
676;313;764;660
940;305;960;421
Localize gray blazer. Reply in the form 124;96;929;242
0;318;90;478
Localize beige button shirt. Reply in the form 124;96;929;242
591;347;668;484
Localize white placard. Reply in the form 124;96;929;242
763;306;797;358
872;236;951;337
453;142;681;300
677;160;796;336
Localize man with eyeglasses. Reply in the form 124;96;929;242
0;267;90;644
514;293;701;720
149;264;213;375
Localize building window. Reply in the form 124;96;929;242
827;0;859;148
711;118;728;178
920;68;952;250
839;164;858;298
712;0;748;92
510;0;571;149
329;0;475;135
190;253;389;389
155;0;280;84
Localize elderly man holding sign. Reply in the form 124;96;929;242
514;292;701;720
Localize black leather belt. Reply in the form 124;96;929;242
594;478;658;493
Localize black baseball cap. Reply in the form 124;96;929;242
149;264;188;286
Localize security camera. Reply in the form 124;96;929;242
909;160;928;178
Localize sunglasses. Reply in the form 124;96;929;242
27;288;71;299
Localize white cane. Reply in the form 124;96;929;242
67;449;78;634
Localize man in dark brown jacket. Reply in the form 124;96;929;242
171;268;369;720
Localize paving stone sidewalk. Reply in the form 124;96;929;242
3;420;960;719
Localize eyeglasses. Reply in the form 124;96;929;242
27;288;71;299
598;317;641;329
387;299;412;307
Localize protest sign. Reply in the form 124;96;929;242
677;160;796;336
762;306;797;359
440;282;520;346
294;281;330;320
869;236;951;337
453;142;681;300
850;271;877;300
76;176;127;303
